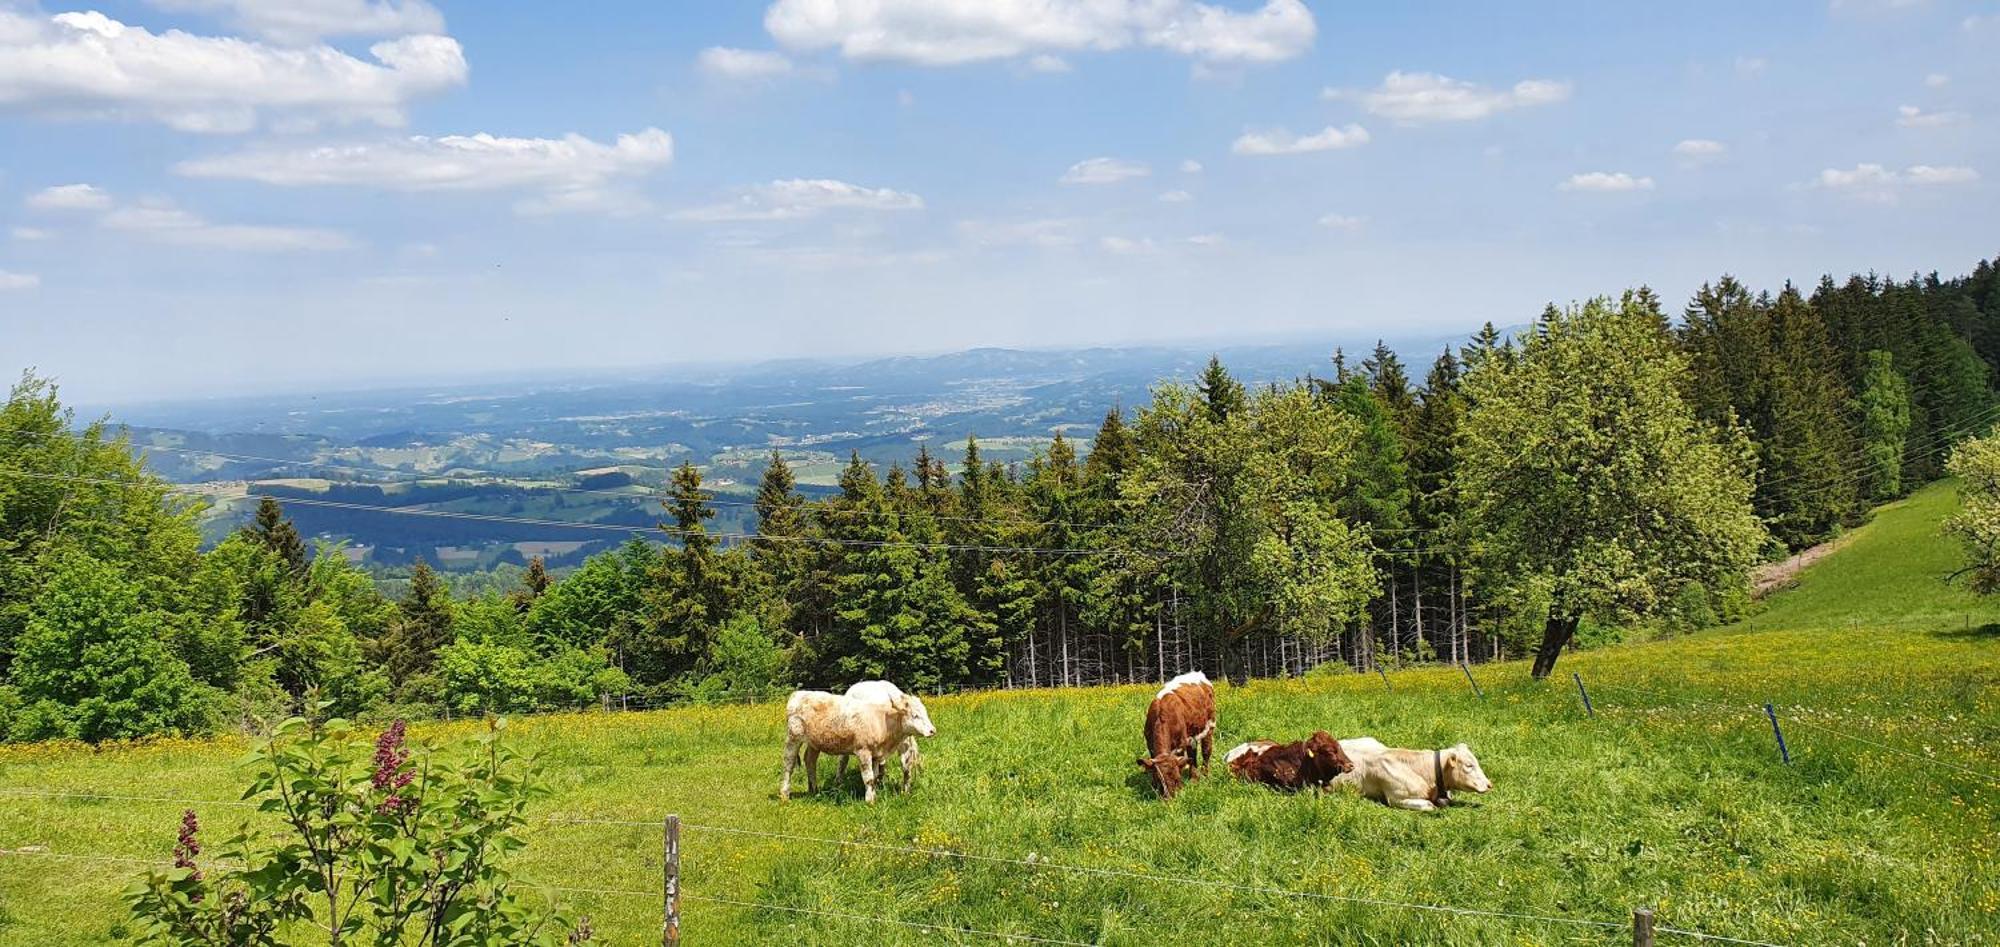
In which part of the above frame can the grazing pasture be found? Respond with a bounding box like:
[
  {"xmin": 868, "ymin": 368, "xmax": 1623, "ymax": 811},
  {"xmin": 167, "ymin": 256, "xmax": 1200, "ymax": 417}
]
[{"xmin": 2, "ymin": 482, "xmax": 1996, "ymax": 945}]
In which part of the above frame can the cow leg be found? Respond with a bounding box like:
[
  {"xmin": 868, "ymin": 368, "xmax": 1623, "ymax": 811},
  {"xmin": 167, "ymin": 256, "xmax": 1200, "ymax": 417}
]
[
  {"xmin": 804, "ymin": 747, "xmax": 821, "ymax": 795},
  {"xmin": 1200, "ymin": 727, "xmax": 1215, "ymax": 776},
  {"xmin": 780, "ymin": 736, "xmax": 799, "ymax": 801},
  {"xmin": 857, "ymin": 749, "xmax": 878, "ymax": 804},
  {"xmin": 900, "ymin": 738, "xmax": 920, "ymax": 794},
  {"xmin": 837, "ymin": 754, "xmax": 849, "ymax": 784},
  {"xmin": 1396, "ymin": 797, "xmax": 1437, "ymax": 812}
]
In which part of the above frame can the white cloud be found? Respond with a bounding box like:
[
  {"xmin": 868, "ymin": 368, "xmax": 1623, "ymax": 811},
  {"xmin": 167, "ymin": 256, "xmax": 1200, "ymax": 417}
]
[
  {"xmin": 1318, "ymin": 213, "xmax": 1365, "ymax": 230},
  {"xmin": 1099, "ymin": 235, "xmax": 1158, "ymax": 254},
  {"xmin": 957, "ymin": 217, "xmax": 1081, "ymax": 249},
  {"xmin": 1735, "ymin": 56, "xmax": 1767, "ymax": 77},
  {"xmin": 10, "ymin": 226, "xmax": 49, "ymax": 240},
  {"xmin": 38, "ymin": 186, "xmax": 354, "ymax": 251},
  {"xmin": 763, "ymin": 0, "xmax": 1315, "ymax": 66},
  {"xmin": 1925, "ymin": 73, "xmax": 1950, "ymax": 88},
  {"xmin": 697, "ymin": 46, "xmax": 794, "ymax": 81},
  {"xmin": 1906, "ymin": 164, "xmax": 1979, "ymax": 184},
  {"xmin": 673, "ymin": 178, "xmax": 924, "ymax": 222},
  {"xmin": 1896, "ymin": 104, "xmax": 1967, "ymax": 128},
  {"xmin": 1964, "ymin": 13, "xmax": 1999, "ymax": 32},
  {"xmin": 1231, "ymin": 123, "xmax": 1369, "ymax": 156},
  {"xmin": 0, "ymin": 269, "xmax": 38, "ymax": 290},
  {"xmin": 145, "ymin": 0, "xmax": 446, "ymax": 44},
  {"xmin": 0, "ymin": 8, "xmax": 466, "ymax": 132},
  {"xmin": 177, "ymin": 128, "xmax": 673, "ymax": 215},
  {"xmin": 1180, "ymin": 158, "xmax": 1203, "ymax": 173},
  {"xmin": 1332, "ymin": 71, "xmax": 1569, "ymax": 125},
  {"xmin": 1185, "ymin": 233, "xmax": 1223, "ymax": 247},
  {"xmin": 1158, "ymin": 189, "xmax": 1192, "ymax": 203},
  {"xmin": 1559, "ymin": 171, "xmax": 1655, "ymax": 192},
  {"xmin": 1673, "ymin": 138, "xmax": 1727, "ymax": 159},
  {"xmin": 1060, "ymin": 156, "xmax": 1149, "ymax": 185},
  {"xmin": 1026, "ymin": 53, "xmax": 1071, "ymax": 73},
  {"xmin": 1813, "ymin": 162, "xmax": 1978, "ymax": 201},
  {"xmin": 26, "ymin": 183, "xmax": 112, "ymax": 210}
]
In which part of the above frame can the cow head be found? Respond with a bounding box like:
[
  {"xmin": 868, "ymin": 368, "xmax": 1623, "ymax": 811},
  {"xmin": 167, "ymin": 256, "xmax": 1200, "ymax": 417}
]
[
  {"xmin": 1443, "ymin": 743, "xmax": 1492, "ymax": 794},
  {"xmin": 1137, "ymin": 751, "xmax": 1186, "ymax": 799},
  {"xmin": 1303, "ymin": 731, "xmax": 1354, "ymax": 781},
  {"xmin": 898, "ymin": 694, "xmax": 937, "ymax": 738}
]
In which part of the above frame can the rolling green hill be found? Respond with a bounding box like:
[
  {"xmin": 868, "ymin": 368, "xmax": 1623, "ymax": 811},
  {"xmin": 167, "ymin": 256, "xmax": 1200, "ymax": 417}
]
[{"xmin": 2, "ymin": 483, "xmax": 1995, "ymax": 945}]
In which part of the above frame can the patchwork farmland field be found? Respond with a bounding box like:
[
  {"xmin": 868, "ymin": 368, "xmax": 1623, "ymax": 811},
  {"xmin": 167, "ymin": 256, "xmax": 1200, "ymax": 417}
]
[{"xmin": 2, "ymin": 483, "xmax": 1996, "ymax": 945}]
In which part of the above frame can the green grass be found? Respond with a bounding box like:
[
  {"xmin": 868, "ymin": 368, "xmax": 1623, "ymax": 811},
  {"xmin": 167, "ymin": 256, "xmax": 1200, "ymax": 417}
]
[{"xmin": 3, "ymin": 483, "xmax": 1997, "ymax": 945}]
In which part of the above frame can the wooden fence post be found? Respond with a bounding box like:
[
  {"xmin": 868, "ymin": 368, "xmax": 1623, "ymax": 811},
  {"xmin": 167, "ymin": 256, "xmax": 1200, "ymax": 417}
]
[
  {"xmin": 1764, "ymin": 704, "xmax": 1791, "ymax": 764},
  {"xmin": 1632, "ymin": 906, "xmax": 1655, "ymax": 947},
  {"xmin": 663, "ymin": 815, "xmax": 681, "ymax": 946},
  {"xmin": 1460, "ymin": 661, "xmax": 1484, "ymax": 699},
  {"xmin": 1572, "ymin": 672, "xmax": 1594, "ymax": 717}
]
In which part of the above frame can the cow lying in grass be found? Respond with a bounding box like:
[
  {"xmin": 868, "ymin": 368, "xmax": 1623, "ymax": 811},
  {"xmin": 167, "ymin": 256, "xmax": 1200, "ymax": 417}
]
[
  {"xmin": 834, "ymin": 680, "xmax": 932, "ymax": 793},
  {"xmin": 1223, "ymin": 731, "xmax": 1354, "ymax": 793},
  {"xmin": 1333, "ymin": 737, "xmax": 1492, "ymax": 811},
  {"xmin": 1137, "ymin": 671, "xmax": 1216, "ymax": 800},
  {"xmin": 780, "ymin": 688, "xmax": 936, "ymax": 804}
]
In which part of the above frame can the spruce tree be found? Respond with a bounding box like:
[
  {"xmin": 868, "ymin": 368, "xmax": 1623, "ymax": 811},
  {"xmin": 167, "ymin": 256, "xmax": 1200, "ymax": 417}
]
[
  {"xmin": 382, "ymin": 560, "xmax": 454, "ymax": 685},
  {"xmin": 1198, "ymin": 356, "xmax": 1247, "ymax": 422},
  {"xmin": 1855, "ymin": 350, "xmax": 1914, "ymax": 500},
  {"xmin": 242, "ymin": 496, "xmax": 308, "ymax": 577}
]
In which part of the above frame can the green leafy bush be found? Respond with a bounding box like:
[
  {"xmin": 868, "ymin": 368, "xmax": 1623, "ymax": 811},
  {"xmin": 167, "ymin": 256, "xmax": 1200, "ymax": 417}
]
[{"xmin": 125, "ymin": 715, "xmax": 591, "ymax": 945}]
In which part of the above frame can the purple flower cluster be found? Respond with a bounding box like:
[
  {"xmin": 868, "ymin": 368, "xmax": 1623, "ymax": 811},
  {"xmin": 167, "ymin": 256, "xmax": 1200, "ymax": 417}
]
[
  {"xmin": 372, "ymin": 720, "xmax": 416, "ymax": 814},
  {"xmin": 174, "ymin": 809, "xmax": 203, "ymax": 900}
]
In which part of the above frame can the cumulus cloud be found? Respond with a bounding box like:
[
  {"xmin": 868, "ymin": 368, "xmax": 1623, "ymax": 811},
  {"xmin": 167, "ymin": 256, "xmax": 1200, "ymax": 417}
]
[
  {"xmin": 1925, "ymin": 73, "xmax": 1949, "ymax": 88},
  {"xmin": 1814, "ymin": 162, "xmax": 1979, "ymax": 201},
  {"xmin": 1559, "ymin": 171, "xmax": 1655, "ymax": 192},
  {"xmin": 145, "ymin": 0, "xmax": 446, "ymax": 44},
  {"xmin": 1099, "ymin": 235, "xmax": 1158, "ymax": 254},
  {"xmin": 697, "ymin": 46, "xmax": 795, "ymax": 80},
  {"xmin": 673, "ymin": 178, "xmax": 924, "ymax": 222},
  {"xmin": 957, "ymin": 217, "xmax": 1081, "ymax": 249},
  {"xmin": 177, "ymin": 128, "xmax": 673, "ymax": 214},
  {"xmin": 0, "ymin": 8, "xmax": 465, "ymax": 132},
  {"xmin": 1331, "ymin": 71, "xmax": 1569, "ymax": 125},
  {"xmin": 1673, "ymin": 138, "xmax": 1727, "ymax": 160},
  {"xmin": 1318, "ymin": 213, "xmax": 1365, "ymax": 230},
  {"xmin": 1231, "ymin": 123, "xmax": 1369, "ymax": 156},
  {"xmin": 1896, "ymin": 104, "xmax": 1967, "ymax": 128},
  {"xmin": 26, "ymin": 183, "xmax": 112, "ymax": 210},
  {"xmin": 1060, "ymin": 157, "xmax": 1149, "ymax": 185},
  {"xmin": 762, "ymin": 0, "xmax": 1314, "ymax": 66},
  {"xmin": 1026, "ymin": 53, "xmax": 1071, "ymax": 73},
  {"xmin": 1180, "ymin": 159, "xmax": 1203, "ymax": 173},
  {"xmin": 1158, "ymin": 189, "xmax": 1192, "ymax": 203},
  {"xmin": 33, "ymin": 185, "xmax": 353, "ymax": 251},
  {"xmin": 11, "ymin": 226, "xmax": 49, "ymax": 240},
  {"xmin": 0, "ymin": 269, "xmax": 38, "ymax": 290},
  {"xmin": 1735, "ymin": 56, "xmax": 1767, "ymax": 77}
]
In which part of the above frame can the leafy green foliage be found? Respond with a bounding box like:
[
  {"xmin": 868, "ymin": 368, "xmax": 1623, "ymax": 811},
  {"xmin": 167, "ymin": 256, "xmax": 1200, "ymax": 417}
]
[{"xmin": 124, "ymin": 715, "xmax": 591, "ymax": 945}]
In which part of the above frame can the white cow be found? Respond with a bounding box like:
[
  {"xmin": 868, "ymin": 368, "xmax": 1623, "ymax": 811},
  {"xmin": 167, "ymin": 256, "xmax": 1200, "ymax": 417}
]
[
  {"xmin": 1331, "ymin": 737, "xmax": 1492, "ymax": 811},
  {"xmin": 835, "ymin": 681, "xmax": 933, "ymax": 793},
  {"xmin": 780, "ymin": 688, "xmax": 936, "ymax": 804}
]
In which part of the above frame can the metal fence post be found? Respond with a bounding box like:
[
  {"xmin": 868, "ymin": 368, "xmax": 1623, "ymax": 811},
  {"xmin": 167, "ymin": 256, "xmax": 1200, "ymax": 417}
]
[
  {"xmin": 1572, "ymin": 671, "xmax": 1594, "ymax": 717},
  {"xmin": 663, "ymin": 815, "xmax": 681, "ymax": 946},
  {"xmin": 1460, "ymin": 661, "xmax": 1484, "ymax": 698},
  {"xmin": 1633, "ymin": 907, "xmax": 1655, "ymax": 947},
  {"xmin": 1764, "ymin": 703, "xmax": 1791, "ymax": 764},
  {"xmin": 1376, "ymin": 666, "xmax": 1391, "ymax": 691}
]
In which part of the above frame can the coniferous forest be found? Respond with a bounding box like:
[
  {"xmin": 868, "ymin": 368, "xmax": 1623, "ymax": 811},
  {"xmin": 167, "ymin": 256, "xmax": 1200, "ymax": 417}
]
[{"xmin": 4, "ymin": 262, "xmax": 1998, "ymax": 743}]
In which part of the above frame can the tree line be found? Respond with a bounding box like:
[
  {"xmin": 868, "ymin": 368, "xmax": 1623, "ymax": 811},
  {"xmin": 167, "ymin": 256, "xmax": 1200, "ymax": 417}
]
[{"xmin": 2, "ymin": 259, "xmax": 1996, "ymax": 742}]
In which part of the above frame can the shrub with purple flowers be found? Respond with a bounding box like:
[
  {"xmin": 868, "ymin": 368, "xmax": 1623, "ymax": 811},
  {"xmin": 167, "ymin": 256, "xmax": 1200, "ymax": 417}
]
[{"xmin": 125, "ymin": 710, "xmax": 590, "ymax": 945}]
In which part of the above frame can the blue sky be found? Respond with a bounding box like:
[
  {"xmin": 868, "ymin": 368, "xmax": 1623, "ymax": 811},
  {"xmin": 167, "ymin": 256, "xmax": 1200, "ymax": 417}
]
[{"xmin": 1, "ymin": 0, "xmax": 1995, "ymax": 403}]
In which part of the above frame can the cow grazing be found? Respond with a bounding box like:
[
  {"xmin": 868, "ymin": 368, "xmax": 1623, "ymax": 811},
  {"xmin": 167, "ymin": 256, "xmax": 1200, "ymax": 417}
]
[
  {"xmin": 780, "ymin": 688, "xmax": 936, "ymax": 804},
  {"xmin": 1136, "ymin": 671, "xmax": 1216, "ymax": 800},
  {"xmin": 1332, "ymin": 738, "xmax": 1492, "ymax": 811},
  {"xmin": 835, "ymin": 680, "xmax": 933, "ymax": 793},
  {"xmin": 1226, "ymin": 731, "xmax": 1355, "ymax": 793}
]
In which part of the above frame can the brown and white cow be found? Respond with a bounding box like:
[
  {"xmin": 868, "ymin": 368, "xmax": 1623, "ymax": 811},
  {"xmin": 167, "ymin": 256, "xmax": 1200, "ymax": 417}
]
[
  {"xmin": 1225, "ymin": 731, "xmax": 1355, "ymax": 793},
  {"xmin": 780, "ymin": 688, "xmax": 934, "ymax": 804},
  {"xmin": 1136, "ymin": 671, "xmax": 1216, "ymax": 800}
]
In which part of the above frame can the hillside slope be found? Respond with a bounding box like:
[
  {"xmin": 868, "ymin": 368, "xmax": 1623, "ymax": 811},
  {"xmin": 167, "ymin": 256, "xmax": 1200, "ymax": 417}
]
[{"xmin": 1, "ymin": 484, "xmax": 1995, "ymax": 945}]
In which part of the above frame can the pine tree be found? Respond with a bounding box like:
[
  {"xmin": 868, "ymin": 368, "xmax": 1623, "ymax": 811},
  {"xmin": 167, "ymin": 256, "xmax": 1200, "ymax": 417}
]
[
  {"xmin": 508, "ymin": 556, "xmax": 552, "ymax": 613},
  {"xmin": 242, "ymin": 496, "xmax": 308, "ymax": 577},
  {"xmin": 1198, "ymin": 355, "xmax": 1247, "ymax": 422},
  {"xmin": 821, "ymin": 454, "xmax": 976, "ymax": 689},
  {"xmin": 382, "ymin": 560, "xmax": 454, "ymax": 685},
  {"xmin": 1363, "ymin": 340, "xmax": 1415, "ymax": 423}
]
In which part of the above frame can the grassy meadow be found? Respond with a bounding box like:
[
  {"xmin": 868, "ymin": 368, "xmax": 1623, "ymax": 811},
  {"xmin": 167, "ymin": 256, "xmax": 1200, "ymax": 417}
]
[{"xmin": 2, "ymin": 482, "xmax": 1996, "ymax": 945}]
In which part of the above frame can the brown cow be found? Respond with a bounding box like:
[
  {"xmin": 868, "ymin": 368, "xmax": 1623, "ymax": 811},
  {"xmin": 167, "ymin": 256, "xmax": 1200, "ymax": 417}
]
[
  {"xmin": 1136, "ymin": 671, "xmax": 1216, "ymax": 800},
  {"xmin": 1225, "ymin": 731, "xmax": 1355, "ymax": 793}
]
